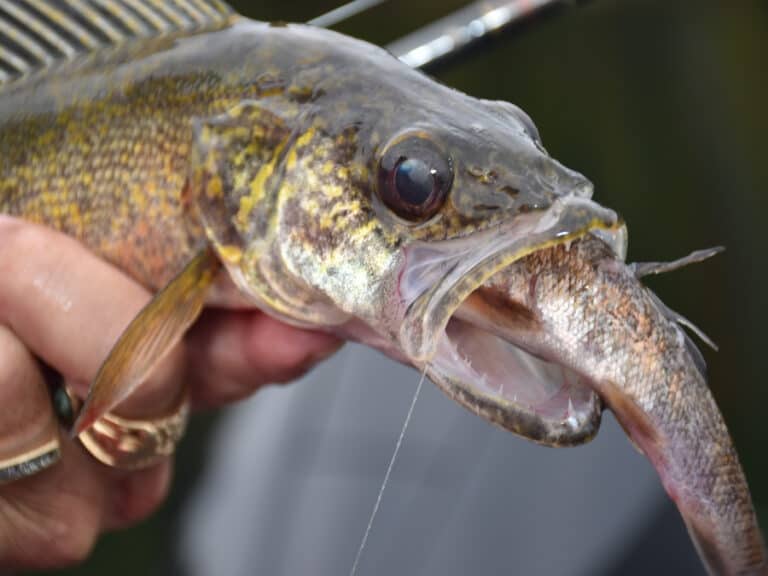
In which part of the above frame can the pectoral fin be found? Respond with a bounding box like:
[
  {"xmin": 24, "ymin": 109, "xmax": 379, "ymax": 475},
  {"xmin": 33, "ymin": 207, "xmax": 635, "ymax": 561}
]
[{"xmin": 72, "ymin": 247, "xmax": 221, "ymax": 436}]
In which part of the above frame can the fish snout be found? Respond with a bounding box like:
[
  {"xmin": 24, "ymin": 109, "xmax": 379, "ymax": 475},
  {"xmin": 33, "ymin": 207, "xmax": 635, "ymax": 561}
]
[{"xmin": 536, "ymin": 157, "xmax": 594, "ymax": 200}]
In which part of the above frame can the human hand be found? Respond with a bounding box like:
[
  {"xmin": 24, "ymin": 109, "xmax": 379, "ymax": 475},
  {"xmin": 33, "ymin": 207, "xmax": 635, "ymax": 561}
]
[{"xmin": 0, "ymin": 217, "xmax": 342, "ymax": 569}]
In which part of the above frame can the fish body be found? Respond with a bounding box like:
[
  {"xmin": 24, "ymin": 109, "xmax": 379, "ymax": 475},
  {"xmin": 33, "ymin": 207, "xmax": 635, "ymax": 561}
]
[
  {"xmin": 0, "ymin": 13, "xmax": 283, "ymax": 287},
  {"xmin": 0, "ymin": 1, "xmax": 764, "ymax": 573},
  {"xmin": 462, "ymin": 236, "xmax": 766, "ymax": 574}
]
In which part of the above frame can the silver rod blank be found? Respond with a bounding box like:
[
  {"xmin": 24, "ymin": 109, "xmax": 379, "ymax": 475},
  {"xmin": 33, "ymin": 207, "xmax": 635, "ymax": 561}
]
[{"xmin": 386, "ymin": 0, "xmax": 569, "ymax": 68}]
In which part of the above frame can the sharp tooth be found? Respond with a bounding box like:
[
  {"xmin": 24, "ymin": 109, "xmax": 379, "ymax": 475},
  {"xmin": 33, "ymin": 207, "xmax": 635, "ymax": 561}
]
[{"xmin": 566, "ymin": 398, "xmax": 579, "ymax": 428}]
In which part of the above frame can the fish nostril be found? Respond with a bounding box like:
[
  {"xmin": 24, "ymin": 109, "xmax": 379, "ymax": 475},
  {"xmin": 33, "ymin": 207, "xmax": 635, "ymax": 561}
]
[{"xmin": 499, "ymin": 185, "xmax": 519, "ymax": 198}]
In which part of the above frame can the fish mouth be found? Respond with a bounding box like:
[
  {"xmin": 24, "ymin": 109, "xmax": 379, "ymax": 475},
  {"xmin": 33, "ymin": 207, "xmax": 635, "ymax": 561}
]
[
  {"xmin": 398, "ymin": 195, "xmax": 626, "ymax": 446},
  {"xmin": 430, "ymin": 291, "xmax": 602, "ymax": 446}
]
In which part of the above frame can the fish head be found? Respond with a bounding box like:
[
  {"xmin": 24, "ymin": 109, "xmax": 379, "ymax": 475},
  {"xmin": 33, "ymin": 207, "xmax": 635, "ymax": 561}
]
[{"xmin": 191, "ymin": 24, "xmax": 626, "ymax": 445}]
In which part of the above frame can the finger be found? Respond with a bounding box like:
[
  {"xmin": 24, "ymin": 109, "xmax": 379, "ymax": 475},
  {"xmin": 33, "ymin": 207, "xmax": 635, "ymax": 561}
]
[
  {"xmin": 0, "ymin": 447, "xmax": 172, "ymax": 569},
  {"xmin": 0, "ymin": 439, "xmax": 107, "ymax": 570},
  {"xmin": 0, "ymin": 325, "xmax": 59, "ymax": 483},
  {"xmin": 0, "ymin": 217, "xmax": 185, "ymax": 418},
  {"xmin": 0, "ymin": 219, "xmax": 186, "ymax": 568},
  {"xmin": 103, "ymin": 461, "xmax": 172, "ymax": 531},
  {"xmin": 185, "ymin": 308, "xmax": 343, "ymax": 409}
]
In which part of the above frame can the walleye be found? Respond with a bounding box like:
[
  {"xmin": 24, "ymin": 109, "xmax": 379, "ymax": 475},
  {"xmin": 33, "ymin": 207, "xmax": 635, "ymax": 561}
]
[{"xmin": 0, "ymin": 1, "xmax": 763, "ymax": 573}]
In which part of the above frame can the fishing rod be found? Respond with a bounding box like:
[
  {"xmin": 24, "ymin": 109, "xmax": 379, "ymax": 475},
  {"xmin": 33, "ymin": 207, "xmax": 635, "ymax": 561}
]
[{"xmin": 309, "ymin": 0, "xmax": 586, "ymax": 69}]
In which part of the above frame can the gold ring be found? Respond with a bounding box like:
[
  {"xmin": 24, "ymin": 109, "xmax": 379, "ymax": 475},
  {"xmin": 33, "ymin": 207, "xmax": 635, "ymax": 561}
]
[{"xmin": 61, "ymin": 387, "xmax": 190, "ymax": 471}]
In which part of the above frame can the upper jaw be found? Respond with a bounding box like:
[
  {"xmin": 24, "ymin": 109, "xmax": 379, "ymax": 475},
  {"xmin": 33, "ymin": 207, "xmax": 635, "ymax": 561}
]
[
  {"xmin": 396, "ymin": 195, "xmax": 624, "ymax": 361},
  {"xmin": 391, "ymin": 195, "xmax": 626, "ymax": 446}
]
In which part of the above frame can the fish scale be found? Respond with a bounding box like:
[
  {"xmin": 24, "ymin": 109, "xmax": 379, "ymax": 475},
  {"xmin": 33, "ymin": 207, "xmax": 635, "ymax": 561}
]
[{"xmin": 474, "ymin": 237, "xmax": 766, "ymax": 574}]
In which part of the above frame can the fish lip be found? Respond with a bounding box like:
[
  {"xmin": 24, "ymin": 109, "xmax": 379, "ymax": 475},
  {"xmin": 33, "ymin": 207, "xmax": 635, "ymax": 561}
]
[{"xmin": 394, "ymin": 194, "xmax": 624, "ymax": 445}]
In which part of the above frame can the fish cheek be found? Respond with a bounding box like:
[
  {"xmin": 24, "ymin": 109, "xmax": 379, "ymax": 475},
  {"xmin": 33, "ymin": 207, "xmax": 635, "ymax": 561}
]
[
  {"xmin": 271, "ymin": 129, "xmax": 405, "ymax": 325},
  {"xmin": 186, "ymin": 102, "xmax": 340, "ymax": 323}
]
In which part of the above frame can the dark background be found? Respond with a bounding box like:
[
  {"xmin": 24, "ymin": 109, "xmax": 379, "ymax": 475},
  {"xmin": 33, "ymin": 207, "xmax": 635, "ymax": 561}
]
[{"xmin": 52, "ymin": 0, "xmax": 767, "ymax": 574}]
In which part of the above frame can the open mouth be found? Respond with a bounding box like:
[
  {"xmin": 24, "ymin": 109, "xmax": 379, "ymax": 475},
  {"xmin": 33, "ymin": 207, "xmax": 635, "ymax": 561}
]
[
  {"xmin": 427, "ymin": 284, "xmax": 602, "ymax": 447},
  {"xmin": 397, "ymin": 196, "xmax": 626, "ymax": 446}
]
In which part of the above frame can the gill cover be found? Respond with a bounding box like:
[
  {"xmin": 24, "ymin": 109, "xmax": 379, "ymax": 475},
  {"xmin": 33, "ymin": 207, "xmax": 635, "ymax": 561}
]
[{"xmin": 189, "ymin": 100, "xmax": 351, "ymax": 327}]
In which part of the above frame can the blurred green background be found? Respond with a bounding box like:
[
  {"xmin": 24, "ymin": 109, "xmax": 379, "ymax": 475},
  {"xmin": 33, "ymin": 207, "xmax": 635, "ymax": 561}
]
[{"xmin": 52, "ymin": 0, "xmax": 767, "ymax": 574}]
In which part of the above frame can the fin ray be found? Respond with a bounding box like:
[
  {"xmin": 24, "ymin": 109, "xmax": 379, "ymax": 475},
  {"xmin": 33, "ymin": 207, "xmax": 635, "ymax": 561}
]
[
  {"xmin": 89, "ymin": 0, "xmax": 150, "ymax": 35},
  {"xmin": 72, "ymin": 247, "xmax": 221, "ymax": 436},
  {"xmin": 631, "ymin": 246, "xmax": 724, "ymax": 278},
  {"xmin": 0, "ymin": 0, "xmax": 233, "ymax": 86},
  {"xmin": 0, "ymin": 1, "xmax": 79, "ymax": 59}
]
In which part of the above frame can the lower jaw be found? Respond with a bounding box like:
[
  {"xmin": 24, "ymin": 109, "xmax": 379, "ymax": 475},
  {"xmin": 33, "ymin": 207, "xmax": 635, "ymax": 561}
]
[{"xmin": 423, "ymin": 316, "xmax": 602, "ymax": 447}]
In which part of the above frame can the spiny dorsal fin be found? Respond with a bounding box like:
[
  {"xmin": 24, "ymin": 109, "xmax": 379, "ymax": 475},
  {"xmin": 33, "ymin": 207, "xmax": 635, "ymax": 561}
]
[{"xmin": 0, "ymin": 0, "xmax": 234, "ymax": 85}]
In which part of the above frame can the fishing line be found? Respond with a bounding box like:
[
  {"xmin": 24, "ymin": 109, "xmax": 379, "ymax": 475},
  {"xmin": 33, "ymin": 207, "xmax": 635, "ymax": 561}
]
[{"xmin": 349, "ymin": 366, "xmax": 428, "ymax": 576}]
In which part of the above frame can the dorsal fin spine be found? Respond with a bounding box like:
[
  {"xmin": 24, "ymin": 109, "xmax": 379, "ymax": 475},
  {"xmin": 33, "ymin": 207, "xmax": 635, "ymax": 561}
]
[
  {"xmin": 0, "ymin": 1, "xmax": 79, "ymax": 58},
  {"xmin": 67, "ymin": 0, "xmax": 125, "ymax": 42},
  {"xmin": 147, "ymin": 0, "xmax": 193, "ymax": 28},
  {"xmin": 34, "ymin": 2, "xmax": 103, "ymax": 49},
  {"xmin": 121, "ymin": 0, "xmax": 173, "ymax": 31},
  {"xmin": 90, "ymin": 0, "xmax": 150, "ymax": 35},
  {"xmin": 0, "ymin": 0, "xmax": 234, "ymax": 86},
  {"xmin": 170, "ymin": 0, "xmax": 207, "ymax": 25},
  {"xmin": 0, "ymin": 43, "xmax": 29, "ymax": 72},
  {"xmin": 0, "ymin": 14, "xmax": 55, "ymax": 64},
  {"xmin": 188, "ymin": 0, "xmax": 219, "ymax": 20}
]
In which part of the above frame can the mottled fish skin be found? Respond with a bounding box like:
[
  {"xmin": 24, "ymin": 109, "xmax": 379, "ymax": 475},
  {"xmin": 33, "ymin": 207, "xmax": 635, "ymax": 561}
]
[
  {"xmin": 0, "ymin": 15, "xmax": 596, "ymax": 330},
  {"xmin": 0, "ymin": 15, "xmax": 586, "ymax": 283},
  {"xmin": 482, "ymin": 236, "xmax": 767, "ymax": 575}
]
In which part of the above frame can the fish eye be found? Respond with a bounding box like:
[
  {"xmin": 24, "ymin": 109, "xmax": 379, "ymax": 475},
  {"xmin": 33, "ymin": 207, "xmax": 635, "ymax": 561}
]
[{"xmin": 377, "ymin": 136, "xmax": 453, "ymax": 221}]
